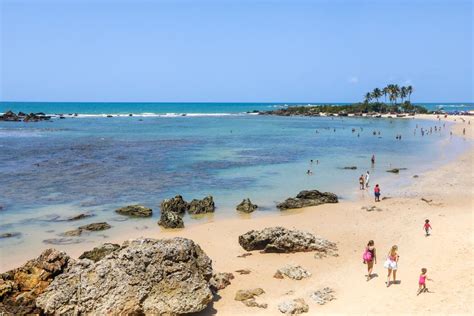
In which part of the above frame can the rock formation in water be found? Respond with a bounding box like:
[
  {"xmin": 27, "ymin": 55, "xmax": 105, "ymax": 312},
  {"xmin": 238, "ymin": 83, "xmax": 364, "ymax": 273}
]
[
  {"xmin": 160, "ymin": 195, "xmax": 190, "ymax": 215},
  {"xmin": 277, "ymin": 190, "xmax": 338, "ymax": 210},
  {"xmin": 188, "ymin": 195, "xmax": 215, "ymax": 214},
  {"xmin": 36, "ymin": 237, "xmax": 214, "ymax": 315},
  {"xmin": 0, "ymin": 110, "xmax": 51, "ymax": 122},
  {"xmin": 236, "ymin": 198, "xmax": 258, "ymax": 213},
  {"xmin": 115, "ymin": 205, "xmax": 152, "ymax": 217},
  {"xmin": 158, "ymin": 209, "xmax": 184, "ymax": 228},
  {"xmin": 0, "ymin": 249, "xmax": 71, "ymax": 315},
  {"xmin": 238, "ymin": 227, "xmax": 337, "ymax": 254}
]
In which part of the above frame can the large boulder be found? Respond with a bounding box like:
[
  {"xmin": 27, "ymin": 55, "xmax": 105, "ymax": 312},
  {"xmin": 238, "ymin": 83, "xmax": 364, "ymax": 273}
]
[
  {"xmin": 115, "ymin": 205, "xmax": 152, "ymax": 217},
  {"xmin": 160, "ymin": 195, "xmax": 189, "ymax": 215},
  {"xmin": 238, "ymin": 227, "xmax": 337, "ymax": 254},
  {"xmin": 36, "ymin": 237, "xmax": 214, "ymax": 315},
  {"xmin": 0, "ymin": 249, "xmax": 71, "ymax": 315},
  {"xmin": 277, "ymin": 190, "xmax": 338, "ymax": 210},
  {"xmin": 158, "ymin": 210, "xmax": 184, "ymax": 229},
  {"xmin": 236, "ymin": 198, "xmax": 258, "ymax": 213},
  {"xmin": 188, "ymin": 196, "xmax": 215, "ymax": 214},
  {"xmin": 78, "ymin": 243, "xmax": 120, "ymax": 262}
]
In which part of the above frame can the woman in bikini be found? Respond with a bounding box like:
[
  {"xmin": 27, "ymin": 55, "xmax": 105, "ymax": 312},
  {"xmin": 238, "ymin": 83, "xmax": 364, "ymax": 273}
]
[
  {"xmin": 363, "ymin": 240, "xmax": 377, "ymax": 281},
  {"xmin": 384, "ymin": 245, "xmax": 399, "ymax": 287}
]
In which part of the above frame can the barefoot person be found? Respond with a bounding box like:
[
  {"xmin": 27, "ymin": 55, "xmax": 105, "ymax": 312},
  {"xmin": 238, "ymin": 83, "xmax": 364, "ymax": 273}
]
[
  {"xmin": 359, "ymin": 175, "xmax": 365, "ymax": 190},
  {"xmin": 384, "ymin": 245, "xmax": 399, "ymax": 287},
  {"xmin": 374, "ymin": 184, "xmax": 381, "ymax": 202},
  {"xmin": 417, "ymin": 268, "xmax": 433, "ymax": 295},
  {"xmin": 423, "ymin": 219, "xmax": 432, "ymax": 237},
  {"xmin": 363, "ymin": 240, "xmax": 377, "ymax": 281}
]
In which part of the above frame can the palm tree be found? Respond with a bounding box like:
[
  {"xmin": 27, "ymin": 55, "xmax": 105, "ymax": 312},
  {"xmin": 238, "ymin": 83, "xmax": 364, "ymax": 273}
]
[
  {"xmin": 372, "ymin": 88, "xmax": 382, "ymax": 103},
  {"xmin": 406, "ymin": 85, "xmax": 413, "ymax": 102},
  {"xmin": 364, "ymin": 92, "xmax": 372, "ymax": 104},
  {"xmin": 400, "ymin": 86, "xmax": 407, "ymax": 103},
  {"xmin": 382, "ymin": 87, "xmax": 389, "ymax": 104}
]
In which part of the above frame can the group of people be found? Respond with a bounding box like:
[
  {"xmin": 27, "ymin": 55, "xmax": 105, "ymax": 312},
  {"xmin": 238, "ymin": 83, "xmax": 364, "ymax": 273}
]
[
  {"xmin": 362, "ymin": 220, "xmax": 433, "ymax": 294},
  {"xmin": 358, "ymin": 170, "xmax": 381, "ymax": 202}
]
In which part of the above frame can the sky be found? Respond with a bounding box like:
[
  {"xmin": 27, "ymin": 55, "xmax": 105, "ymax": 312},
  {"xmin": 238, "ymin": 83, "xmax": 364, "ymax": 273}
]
[{"xmin": 0, "ymin": 0, "xmax": 472, "ymax": 102}]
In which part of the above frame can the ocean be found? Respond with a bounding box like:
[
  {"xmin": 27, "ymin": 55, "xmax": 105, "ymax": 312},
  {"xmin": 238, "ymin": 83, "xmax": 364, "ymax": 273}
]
[{"xmin": 0, "ymin": 102, "xmax": 471, "ymax": 263}]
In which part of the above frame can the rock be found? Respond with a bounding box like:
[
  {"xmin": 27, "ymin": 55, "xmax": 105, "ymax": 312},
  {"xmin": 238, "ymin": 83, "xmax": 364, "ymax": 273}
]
[
  {"xmin": 310, "ymin": 287, "xmax": 336, "ymax": 305},
  {"xmin": 67, "ymin": 213, "xmax": 94, "ymax": 221},
  {"xmin": 278, "ymin": 298, "xmax": 309, "ymax": 315},
  {"xmin": 277, "ymin": 190, "xmax": 338, "ymax": 210},
  {"xmin": 361, "ymin": 206, "xmax": 382, "ymax": 212},
  {"xmin": 36, "ymin": 237, "xmax": 213, "ymax": 315},
  {"xmin": 413, "ymin": 175, "xmax": 419, "ymax": 178},
  {"xmin": 235, "ymin": 288, "xmax": 265, "ymax": 301},
  {"xmin": 386, "ymin": 168, "xmax": 407, "ymax": 173},
  {"xmin": 0, "ymin": 249, "xmax": 71, "ymax": 315},
  {"xmin": 78, "ymin": 243, "xmax": 120, "ymax": 262},
  {"xmin": 0, "ymin": 232, "xmax": 21, "ymax": 239},
  {"xmin": 188, "ymin": 195, "xmax": 215, "ymax": 214},
  {"xmin": 237, "ymin": 253, "xmax": 252, "ymax": 258},
  {"xmin": 115, "ymin": 205, "xmax": 152, "ymax": 217},
  {"xmin": 236, "ymin": 198, "xmax": 258, "ymax": 213},
  {"xmin": 79, "ymin": 222, "xmax": 111, "ymax": 231},
  {"xmin": 275, "ymin": 265, "xmax": 311, "ymax": 280},
  {"xmin": 238, "ymin": 227, "xmax": 337, "ymax": 254},
  {"xmin": 342, "ymin": 166, "xmax": 357, "ymax": 170},
  {"xmin": 160, "ymin": 195, "xmax": 189, "ymax": 215},
  {"xmin": 242, "ymin": 298, "xmax": 268, "ymax": 309},
  {"xmin": 62, "ymin": 229, "xmax": 83, "ymax": 236},
  {"xmin": 209, "ymin": 272, "xmax": 234, "ymax": 292},
  {"xmin": 421, "ymin": 198, "xmax": 433, "ymax": 204},
  {"xmin": 235, "ymin": 269, "xmax": 251, "ymax": 275},
  {"xmin": 158, "ymin": 209, "xmax": 184, "ymax": 228},
  {"xmin": 43, "ymin": 238, "xmax": 85, "ymax": 245},
  {"xmin": 0, "ymin": 110, "xmax": 20, "ymax": 122}
]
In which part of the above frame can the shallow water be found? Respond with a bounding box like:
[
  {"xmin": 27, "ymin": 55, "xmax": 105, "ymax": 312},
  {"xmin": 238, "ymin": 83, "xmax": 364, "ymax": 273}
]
[{"xmin": 0, "ymin": 114, "xmax": 469, "ymax": 268}]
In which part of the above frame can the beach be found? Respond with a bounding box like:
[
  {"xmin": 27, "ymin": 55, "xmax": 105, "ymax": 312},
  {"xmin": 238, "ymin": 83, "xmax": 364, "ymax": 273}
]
[{"xmin": 2, "ymin": 114, "xmax": 471, "ymax": 314}]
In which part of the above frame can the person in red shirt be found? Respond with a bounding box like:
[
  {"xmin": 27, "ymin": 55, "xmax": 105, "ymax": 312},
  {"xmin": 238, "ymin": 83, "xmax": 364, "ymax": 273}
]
[
  {"xmin": 374, "ymin": 184, "xmax": 381, "ymax": 202},
  {"xmin": 423, "ymin": 219, "xmax": 432, "ymax": 237}
]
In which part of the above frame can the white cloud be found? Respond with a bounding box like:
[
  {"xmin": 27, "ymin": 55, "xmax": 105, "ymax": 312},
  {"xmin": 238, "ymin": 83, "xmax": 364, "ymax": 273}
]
[{"xmin": 348, "ymin": 76, "xmax": 359, "ymax": 84}]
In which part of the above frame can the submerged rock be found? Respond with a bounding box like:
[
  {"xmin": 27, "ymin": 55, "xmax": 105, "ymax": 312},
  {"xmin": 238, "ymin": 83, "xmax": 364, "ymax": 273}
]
[
  {"xmin": 79, "ymin": 222, "xmax": 111, "ymax": 231},
  {"xmin": 0, "ymin": 232, "xmax": 21, "ymax": 239},
  {"xmin": 115, "ymin": 205, "xmax": 152, "ymax": 217},
  {"xmin": 67, "ymin": 213, "xmax": 94, "ymax": 221},
  {"xmin": 36, "ymin": 237, "xmax": 213, "ymax": 315},
  {"xmin": 158, "ymin": 209, "xmax": 184, "ymax": 228},
  {"xmin": 277, "ymin": 190, "xmax": 338, "ymax": 210},
  {"xmin": 236, "ymin": 198, "xmax": 258, "ymax": 213},
  {"xmin": 43, "ymin": 238, "xmax": 85, "ymax": 245},
  {"xmin": 238, "ymin": 227, "xmax": 337, "ymax": 254},
  {"xmin": 278, "ymin": 298, "xmax": 309, "ymax": 315},
  {"xmin": 274, "ymin": 265, "xmax": 311, "ymax": 280},
  {"xmin": 386, "ymin": 168, "xmax": 407, "ymax": 173},
  {"xmin": 160, "ymin": 195, "xmax": 189, "ymax": 215},
  {"xmin": 342, "ymin": 166, "xmax": 357, "ymax": 170},
  {"xmin": 0, "ymin": 249, "xmax": 71, "ymax": 315},
  {"xmin": 78, "ymin": 243, "xmax": 120, "ymax": 262},
  {"xmin": 188, "ymin": 196, "xmax": 215, "ymax": 214}
]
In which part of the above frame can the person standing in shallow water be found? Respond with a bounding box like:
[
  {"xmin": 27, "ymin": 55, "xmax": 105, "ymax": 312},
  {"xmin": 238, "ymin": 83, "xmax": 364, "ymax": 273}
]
[
  {"xmin": 371, "ymin": 154, "xmax": 375, "ymax": 164},
  {"xmin": 359, "ymin": 175, "xmax": 365, "ymax": 190},
  {"xmin": 384, "ymin": 245, "xmax": 399, "ymax": 287},
  {"xmin": 374, "ymin": 184, "xmax": 381, "ymax": 202},
  {"xmin": 365, "ymin": 171, "xmax": 370, "ymax": 188},
  {"xmin": 363, "ymin": 240, "xmax": 377, "ymax": 281}
]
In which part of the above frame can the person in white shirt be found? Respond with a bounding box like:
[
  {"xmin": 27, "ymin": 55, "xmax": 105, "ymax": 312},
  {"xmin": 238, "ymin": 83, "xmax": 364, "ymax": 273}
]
[{"xmin": 365, "ymin": 171, "xmax": 370, "ymax": 188}]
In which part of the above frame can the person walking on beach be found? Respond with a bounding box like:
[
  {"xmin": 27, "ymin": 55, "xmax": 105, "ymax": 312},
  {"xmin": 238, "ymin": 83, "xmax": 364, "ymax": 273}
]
[
  {"xmin": 417, "ymin": 268, "xmax": 433, "ymax": 295},
  {"xmin": 374, "ymin": 184, "xmax": 381, "ymax": 202},
  {"xmin": 423, "ymin": 219, "xmax": 432, "ymax": 237},
  {"xmin": 365, "ymin": 171, "xmax": 370, "ymax": 188},
  {"xmin": 384, "ymin": 245, "xmax": 399, "ymax": 287},
  {"xmin": 359, "ymin": 175, "xmax": 365, "ymax": 190},
  {"xmin": 363, "ymin": 240, "xmax": 377, "ymax": 281},
  {"xmin": 371, "ymin": 154, "xmax": 375, "ymax": 164}
]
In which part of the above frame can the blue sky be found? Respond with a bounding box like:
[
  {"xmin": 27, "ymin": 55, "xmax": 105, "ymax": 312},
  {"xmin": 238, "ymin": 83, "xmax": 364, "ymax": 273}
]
[{"xmin": 0, "ymin": 0, "xmax": 472, "ymax": 102}]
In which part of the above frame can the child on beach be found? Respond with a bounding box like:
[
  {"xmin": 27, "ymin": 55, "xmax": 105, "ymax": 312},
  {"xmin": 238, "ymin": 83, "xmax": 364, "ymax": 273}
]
[
  {"xmin": 423, "ymin": 219, "xmax": 432, "ymax": 236},
  {"xmin": 363, "ymin": 240, "xmax": 377, "ymax": 281},
  {"xmin": 374, "ymin": 184, "xmax": 381, "ymax": 202},
  {"xmin": 417, "ymin": 268, "xmax": 433, "ymax": 295},
  {"xmin": 359, "ymin": 175, "xmax": 365, "ymax": 190}
]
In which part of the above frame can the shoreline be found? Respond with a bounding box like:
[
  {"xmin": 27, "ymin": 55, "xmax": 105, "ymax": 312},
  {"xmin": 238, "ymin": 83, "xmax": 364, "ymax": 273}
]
[{"xmin": 1, "ymin": 114, "xmax": 472, "ymax": 314}]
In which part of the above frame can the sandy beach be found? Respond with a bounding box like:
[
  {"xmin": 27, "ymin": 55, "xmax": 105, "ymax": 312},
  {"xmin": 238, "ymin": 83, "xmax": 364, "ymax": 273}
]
[{"xmin": 11, "ymin": 114, "xmax": 468, "ymax": 315}]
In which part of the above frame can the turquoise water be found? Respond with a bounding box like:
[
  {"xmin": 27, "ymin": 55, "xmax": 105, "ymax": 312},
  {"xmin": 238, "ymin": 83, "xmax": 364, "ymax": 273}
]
[{"xmin": 0, "ymin": 103, "xmax": 470, "ymax": 267}]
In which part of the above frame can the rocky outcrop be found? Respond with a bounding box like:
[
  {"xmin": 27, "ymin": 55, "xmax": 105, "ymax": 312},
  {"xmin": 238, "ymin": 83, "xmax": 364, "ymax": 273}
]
[
  {"xmin": 115, "ymin": 205, "xmax": 152, "ymax": 217},
  {"xmin": 386, "ymin": 168, "xmax": 407, "ymax": 173},
  {"xmin": 158, "ymin": 209, "xmax": 184, "ymax": 228},
  {"xmin": 78, "ymin": 243, "xmax": 120, "ymax": 262},
  {"xmin": 274, "ymin": 265, "xmax": 311, "ymax": 280},
  {"xmin": 160, "ymin": 195, "xmax": 189, "ymax": 215},
  {"xmin": 342, "ymin": 166, "xmax": 357, "ymax": 170},
  {"xmin": 238, "ymin": 227, "xmax": 337, "ymax": 254},
  {"xmin": 0, "ymin": 110, "xmax": 51, "ymax": 122},
  {"xmin": 63, "ymin": 222, "xmax": 111, "ymax": 236},
  {"xmin": 67, "ymin": 213, "xmax": 94, "ymax": 221},
  {"xmin": 277, "ymin": 190, "xmax": 338, "ymax": 210},
  {"xmin": 188, "ymin": 196, "xmax": 215, "ymax": 214},
  {"xmin": 0, "ymin": 249, "xmax": 71, "ymax": 315},
  {"xmin": 0, "ymin": 232, "xmax": 21, "ymax": 239},
  {"xmin": 236, "ymin": 198, "xmax": 258, "ymax": 213},
  {"xmin": 210, "ymin": 272, "xmax": 234, "ymax": 292},
  {"xmin": 278, "ymin": 298, "xmax": 309, "ymax": 315},
  {"xmin": 235, "ymin": 288, "xmax": 267, "ymax": 309},
  {"xmin": 310, "ymin": 287, "xmax": 336, "ymax": 305},
  {"xmin": 36, "ymin": 237, "xmax": 213, "ymax": 315}
]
